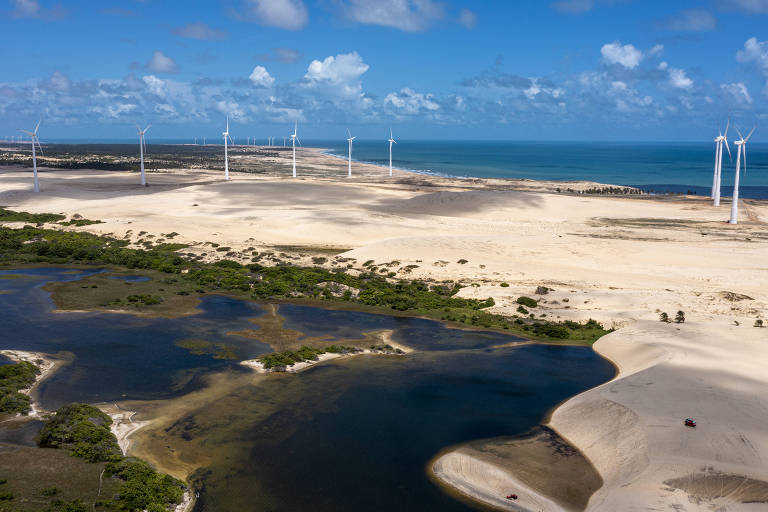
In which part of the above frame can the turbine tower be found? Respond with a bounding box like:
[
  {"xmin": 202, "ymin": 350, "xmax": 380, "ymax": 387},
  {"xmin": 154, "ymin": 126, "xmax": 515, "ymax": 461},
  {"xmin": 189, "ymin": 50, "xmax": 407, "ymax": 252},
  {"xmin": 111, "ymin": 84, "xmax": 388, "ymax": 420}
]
[
  {"xmin": 387, "ymin": 128, "xmax": 396, "ymax": 178},
  {"xmin": 346, "ymin": 129, "xmax": 355, "ymax": 177},
  {"xmin": 729, "ymin": 126, "xmax": 756, "ymax": 225},
  {"xmin": 223, "ymin": 117, "xmax": 232, "ymax": 181},
  {"xmin": 136, "ymin": 124, "xmax": 151, "ymax": 187},
  {"xmin": 19, "ymin": 120, "xmax": 42, "ymax": 193},
  {"xmin": 290, "ymin": 121, "xmax": 301, "ymax": 178},
  {"xmin": 712, "ymin": 121, "xmax": 731, "ymax": 206}
]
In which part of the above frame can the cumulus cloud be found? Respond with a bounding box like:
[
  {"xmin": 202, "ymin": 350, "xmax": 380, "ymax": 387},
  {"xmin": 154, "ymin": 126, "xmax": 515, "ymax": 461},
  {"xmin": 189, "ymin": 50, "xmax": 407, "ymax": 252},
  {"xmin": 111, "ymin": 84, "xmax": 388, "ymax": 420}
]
[
  {"xmin": 661, "ymin": 9, "xmax": 716, "ymax": 31},
  {"xmin": 668, "ymin": 68, "xmax": 693, "ymax": 89},
  {"xmin": 601, "ymin": 42, "xmax": 645, "ymax": 69},
  {"xmin": 242, "ymin": 0, "xmax": 308, "ymax": 30},
  {"xmin": 249, "ymin": 66, "xmax": 275, "ymax": 87},
  {"xmin": 458, "ymin": 8, "xmax": 477, "ymax": 29},
  {"xmin": 384, "ymin": 88, "xmax": 440, "ymax": 114},
  {"xmin": 172, "ymin": 22, "xmax": 228, "ymax": 40},
  {"xmin": 146, "ymin": 51, "xmax": 179, "ymax": 74},
  {"xmin": 737, "ymin": 37, "xmax": 768, "ymax": 96},
  {"xmin": 304, "ymin": 52, "xmax": 369, "ymax": 92},
  {"xmin": 337, "ymin": 0, "xmax": 446, "ymax": 32}
]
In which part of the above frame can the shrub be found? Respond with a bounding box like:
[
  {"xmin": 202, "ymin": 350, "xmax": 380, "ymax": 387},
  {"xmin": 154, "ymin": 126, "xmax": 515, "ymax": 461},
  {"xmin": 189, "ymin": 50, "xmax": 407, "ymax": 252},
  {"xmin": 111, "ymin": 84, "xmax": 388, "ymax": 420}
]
[
  {"xmin": 457, "ymin": 259, "xmax": 468, "ymax": 264},
  {"xmin": 516, "ymin": 296, "xmax": 538, "ymax": 308},
  {"xmin": 36, "ymin": 403, "xmax": 121, "ymax": 463},
  {"xmin": 517, "ymin": 305, "xmax": 529, "ymax": 315},
  {"xmin": 675, "ymin": 311, "xmax": 685, "ymax": 324},
  {"xmin": 659, "ymin": 312, "xmax": 669, "ymax": 323},
  {"xmin": 754, "ymin": 319, "xmax": 764, "ymax": 328},
  {"xmin": 500, "ymin": 282, "xmax": 509, "ymax": 287}
]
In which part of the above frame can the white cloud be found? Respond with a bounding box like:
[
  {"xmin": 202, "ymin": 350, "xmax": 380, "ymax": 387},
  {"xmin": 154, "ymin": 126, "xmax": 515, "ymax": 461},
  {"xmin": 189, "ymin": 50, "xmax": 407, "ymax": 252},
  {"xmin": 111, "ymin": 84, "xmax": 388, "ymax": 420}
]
[
  {"xmin": 601, "ymin": 42, "xmax": 644, "ymax": 69},
  {"xmin": 338, "ymin": 0, "xmax": 445, "ymax": 32},
  {"xmin": 458, "ymin": 8, "xmax": 477, "ymax": 29},
  {"xmin": 304, "ymin": 52, "xmax": 369, "ymax": 89},
  {"xmin": 668, "ymin": 68, "xmax": 693, "ymax": 89},
  {"xmin": 662, "ymin": 9, "xmax": 716, "ymax": 32},
  {"xmin": 737, "ymin": 37, "xmax": 768, "ymax": 72},
  {"xmin": 146, "ymin": 51, "xmax": 179, "ymax": 74},
  {"xmin": 384, "ymin": 88, "xmax": 440, "ymax": 114},
  {"xmin": 172, "ymin": 23, "xmax": 227, "ymax": 40},
  {"xmin": 243, "ymin": 0, "xmax": 308, "ymax": 30},
  {"xmin": 249, "ymin": 66, "xmax": 275, "ymax": 87},
  {"xmin": 720, "ymin": 82, "xmax": 753, "ymax": 104}
]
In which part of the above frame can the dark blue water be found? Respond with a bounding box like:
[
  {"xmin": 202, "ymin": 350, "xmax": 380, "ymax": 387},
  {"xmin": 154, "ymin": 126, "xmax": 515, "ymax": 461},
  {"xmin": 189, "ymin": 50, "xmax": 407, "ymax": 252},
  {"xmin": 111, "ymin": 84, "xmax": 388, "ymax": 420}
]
[
  {"xmin": 0, "ymin": 268, "xmax": 270, "ymax": 407},
  {"xmin": 0, "ymin": 269, "xmax": 615, "ymax": 511}
]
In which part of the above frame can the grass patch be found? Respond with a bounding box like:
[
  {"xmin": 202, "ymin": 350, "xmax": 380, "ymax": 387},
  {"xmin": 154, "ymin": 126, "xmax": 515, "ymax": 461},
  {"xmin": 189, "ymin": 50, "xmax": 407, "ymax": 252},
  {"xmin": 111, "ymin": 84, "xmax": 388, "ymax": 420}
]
[
  {"xmin": 57, "ymin": 219, "xmax": 102, "ymax": 227},
  {"xmin": 0, "ymin": 207, "xmax": 65, "ymax": 224}
]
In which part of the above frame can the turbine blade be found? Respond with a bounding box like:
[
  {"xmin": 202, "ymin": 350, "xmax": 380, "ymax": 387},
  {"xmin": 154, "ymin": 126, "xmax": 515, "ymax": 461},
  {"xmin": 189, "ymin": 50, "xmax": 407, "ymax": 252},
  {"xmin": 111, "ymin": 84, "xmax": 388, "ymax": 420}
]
[
  {"xmin": 18, "ymin": 129, "xmax": 34, "ymax": 136},
  {"xmin": 724, "ymin": 118, "xmax": 730, "ymax": 137},
  {"xmin": 347, "ymin": 128, "xmax": 352, "ymax": 138},
  {"xmin": 35, "ymin": 137, "xmax": 43, "ymax": 156},
  {"xmin": 736, "ymin": 126, "xmax": 744, "ymax": 140},
  {"xmin": 144, "ymin": 124, "xmax": 151, "ymax": 133},
  {"xmin": 724, "ymin": 139, "xmax": 732, "ymax": 161},
  {"xmin": 745, "ymin": 125, "xmax": 756, "ymax": 142},
  {"xmin": 34, "ymin": 119, "xmax": 41, "ymax": 134},
  {"xmin": 743, "ymin": 146, "xmax": 747, "ymax": 175}
]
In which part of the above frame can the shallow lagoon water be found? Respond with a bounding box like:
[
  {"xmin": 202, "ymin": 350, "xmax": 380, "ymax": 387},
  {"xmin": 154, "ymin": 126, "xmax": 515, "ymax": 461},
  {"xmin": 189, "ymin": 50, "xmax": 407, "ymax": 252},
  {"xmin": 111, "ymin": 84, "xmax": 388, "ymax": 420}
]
[{"xmin": 0, "ymin": 268, "xmax": 615, "ymax": 510}]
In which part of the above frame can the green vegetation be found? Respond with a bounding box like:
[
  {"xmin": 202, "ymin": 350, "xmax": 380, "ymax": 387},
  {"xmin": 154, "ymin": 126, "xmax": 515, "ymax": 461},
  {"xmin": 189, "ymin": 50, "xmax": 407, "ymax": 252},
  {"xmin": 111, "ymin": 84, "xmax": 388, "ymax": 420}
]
[
  {"xmin": 33, "ymin": 403, "xmax": 185, "ymax": 511},
  {"xmin": 675, "ymin": 310, "xmax": 685, "ymax": 323},
  {"xmin": 259, "ymin": 345, "xmax": 361, "ymax": 369},
  {"xmin": 0, "ymin": 223, "xmax": 613, "ymax": 344},
  {"xmin": 57, "ymin": 219, "xmax": 102, "ymax": 227},
  {"xmin": 659, "ymin": 312, "xmax": 670, "ymax": 323},
  {"xmin": 516, "ymin": 296, "xmax": 538, "ymax": 308},
  {"xmin": 36, "ymin": 404, "xmax": 121, "ymax": 463},
  {"xmin": 0, "ymin": 361, "xmax": 40, "ymax": 415},
  {"xmin": 0, "ymin": 207, "xmax": 65, "ymax": 224}
]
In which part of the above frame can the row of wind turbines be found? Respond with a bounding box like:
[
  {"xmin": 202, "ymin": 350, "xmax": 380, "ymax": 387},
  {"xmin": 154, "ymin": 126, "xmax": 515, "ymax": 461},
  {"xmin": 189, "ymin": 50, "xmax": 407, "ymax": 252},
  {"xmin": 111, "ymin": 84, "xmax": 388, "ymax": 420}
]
[
  {"xmin": 18, "ymin": 118, "xmax": 400, "ymax": 190},
  {"xmin": 711, "ymin": 119, "xmax": 756, "ymax": 225}
]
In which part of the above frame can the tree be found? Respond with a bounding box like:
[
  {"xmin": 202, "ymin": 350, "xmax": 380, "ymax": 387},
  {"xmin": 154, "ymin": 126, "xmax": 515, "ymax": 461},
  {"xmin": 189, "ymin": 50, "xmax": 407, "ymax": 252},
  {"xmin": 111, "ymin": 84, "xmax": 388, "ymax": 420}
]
[
  {"xmin": 675, "ymin": 311, "xmax": 685, "ymax": 324},
  {"xmin": 659, "ymin": 312, "xmax": 669, "ymax": 323}
]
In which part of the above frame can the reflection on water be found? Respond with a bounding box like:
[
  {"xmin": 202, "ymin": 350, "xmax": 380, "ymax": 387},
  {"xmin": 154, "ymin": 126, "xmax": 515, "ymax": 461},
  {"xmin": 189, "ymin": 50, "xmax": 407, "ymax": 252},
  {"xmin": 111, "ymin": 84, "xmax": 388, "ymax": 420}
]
[{"xmin": 0, "ymin": 268, "xmax": 615, "ymax": 511}]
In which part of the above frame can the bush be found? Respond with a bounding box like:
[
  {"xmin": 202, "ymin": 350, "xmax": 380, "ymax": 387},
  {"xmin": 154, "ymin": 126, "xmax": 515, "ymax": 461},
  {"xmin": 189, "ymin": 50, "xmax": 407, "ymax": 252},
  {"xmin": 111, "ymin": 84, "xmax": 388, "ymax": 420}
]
[
  {"xmin": 516, "ymin": 305, "xmax": 529, "ymax": 315},
  {"xmin": 104, "ymin": 458, "xmax": 184, "ymax": 512},
  {"xmin": 675, "ymin": 311, "xmax": 685, "ymax": 324},
  {"xmin": 516, "ymin": 296, "xmax": 538, "ymax": 308},
  {"xmin": 659, "ymin": 312, "xmax": 669, "ymax": 323},
  {"xmin": 754, "ymin": 319, "xmax": 764, "ymax": 328},
  {"xmin": 36, "ymin": 403, "xmax": 121, "ymax": 463},
  {"xmin": 500, "ymin": 282, "xmax": 509, "ymax": 287},
  {"xmin": 0, "ymin": 361, "xmax": 40, "ymax": 414}
]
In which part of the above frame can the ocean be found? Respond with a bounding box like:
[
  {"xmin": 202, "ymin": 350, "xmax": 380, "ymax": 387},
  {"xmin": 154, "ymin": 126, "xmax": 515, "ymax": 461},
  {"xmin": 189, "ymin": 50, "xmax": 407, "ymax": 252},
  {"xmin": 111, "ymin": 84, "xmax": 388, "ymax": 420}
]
[
  {"xmin": 318, "ymin": 140, "xmax": 768, "ymax": 199},
  {"xmin": 15, "ymin": 139, "xmax": 768, "ymax": 199}
]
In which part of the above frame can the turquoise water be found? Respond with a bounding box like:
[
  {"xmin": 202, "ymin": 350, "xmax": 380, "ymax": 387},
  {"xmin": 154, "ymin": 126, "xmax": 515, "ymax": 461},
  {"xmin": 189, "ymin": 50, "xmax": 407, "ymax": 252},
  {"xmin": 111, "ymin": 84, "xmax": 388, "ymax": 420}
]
[{"xmin": 318, "ymin": 140, "xmax": 768, "ymax": 199}]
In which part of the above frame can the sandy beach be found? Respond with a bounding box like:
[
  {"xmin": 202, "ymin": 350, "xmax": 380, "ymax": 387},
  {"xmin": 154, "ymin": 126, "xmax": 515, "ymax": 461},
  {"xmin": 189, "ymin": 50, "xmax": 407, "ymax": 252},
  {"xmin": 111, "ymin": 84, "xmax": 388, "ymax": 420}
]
[{"xmin": 2, "ymin": 147, "xmax": 768, "ymax": 510}]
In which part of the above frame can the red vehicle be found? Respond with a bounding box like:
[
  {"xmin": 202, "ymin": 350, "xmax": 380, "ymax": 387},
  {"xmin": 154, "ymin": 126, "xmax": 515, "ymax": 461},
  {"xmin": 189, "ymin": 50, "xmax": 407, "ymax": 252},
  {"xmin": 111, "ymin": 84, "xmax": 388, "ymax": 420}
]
[
  {"xmin": 684, "ymin": 418, "xmax": 696, "ymax": 428},
  {"xmin": 506, "ymin": 494, "xmax": 518, "ymax": 500}
]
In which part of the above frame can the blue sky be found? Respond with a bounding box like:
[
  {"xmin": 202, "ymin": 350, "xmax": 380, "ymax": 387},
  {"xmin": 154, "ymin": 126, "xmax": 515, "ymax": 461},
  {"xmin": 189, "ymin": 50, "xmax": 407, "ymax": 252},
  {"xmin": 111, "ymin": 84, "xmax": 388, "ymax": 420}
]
[{"xmin": 2, "ymin": 0, "xmax": 768, "ymax": 141}]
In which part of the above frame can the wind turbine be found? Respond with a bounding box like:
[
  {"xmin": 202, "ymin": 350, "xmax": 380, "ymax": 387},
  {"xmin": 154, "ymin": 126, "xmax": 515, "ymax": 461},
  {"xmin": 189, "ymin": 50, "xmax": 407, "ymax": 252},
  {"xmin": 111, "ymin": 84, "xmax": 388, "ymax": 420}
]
[
  {"xmin": 712, "ymin": 121, "xmax": 732, "ymax": 206},
  {"xmin": 346, "ymin": 129, "xmax": 355, "ymax": 177},
  {"xmin": 290, "ymin": 121, "xmax": 301, "ymax": 178},
  {"xmin": 729, "ymin": 126, "xmax": 756, "ymax": 225},
  {"xmin": 387, "ymin": 128, "xmax": 396, "ymax": 178},
  {"xmin": 223, "ymin": 117, "xmax": 233, "ymax": 181},
  {"xmin": 136, "ymin": 124, "xmax": 151, "ymax": 186},
  {"xmin": 19, "ymin": 120, "xmax": 42, "ymax": 192}
]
